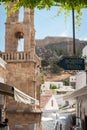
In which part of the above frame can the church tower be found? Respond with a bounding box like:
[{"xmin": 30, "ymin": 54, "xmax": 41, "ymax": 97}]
[
  {"xmin": 5, "ymin": 5, "xmax": 35, "ymax": 55},
  {"xmin": 0, "ymin": 3, "xmax": 42, "ymax": 130}
]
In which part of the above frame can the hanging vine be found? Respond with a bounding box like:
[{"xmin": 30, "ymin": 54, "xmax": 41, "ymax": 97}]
[{"xmin": 0, "ymin": 0, "xmax": 87, "ymax": 28}]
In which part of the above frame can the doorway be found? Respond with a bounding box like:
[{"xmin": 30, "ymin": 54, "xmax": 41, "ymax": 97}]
[{"xmin": 85, "ymin": 115, "xmax": 87, "ymax": 130}]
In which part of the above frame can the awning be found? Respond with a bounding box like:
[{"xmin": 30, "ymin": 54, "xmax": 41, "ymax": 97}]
[
  {"xmin": 0, "ymin": 82, "xmax": 39, "ymax": 105},
  {"xmin": 14, "ymin": 87, "xmax": 39, "ymax": 105},
  {"xmin": 63, "ymin": 85, "xmax": 87, "ymax": 100}
]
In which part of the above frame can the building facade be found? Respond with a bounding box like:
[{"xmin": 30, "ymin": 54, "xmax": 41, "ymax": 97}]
[
  {"xmin": 64, "ymin": 71, "xmax": 87, "ymax": 130},
  {"xmin": 0, "ymin": 3, "xmax": 42, "ymax": 130},
  {"xmin": 0, "ymin": 58, "xmax": 7, "ymax": 122}
]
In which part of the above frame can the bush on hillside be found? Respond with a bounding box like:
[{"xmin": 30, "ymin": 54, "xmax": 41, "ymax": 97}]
[{"xmin": 50, "ymin": 84, "xmax": 57, "ymax": 89}]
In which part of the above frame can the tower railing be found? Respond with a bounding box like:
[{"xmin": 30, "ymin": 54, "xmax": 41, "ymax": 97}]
[{"xmin": 0, "ymin": 51, "xmax": 32, "ymax": 62}]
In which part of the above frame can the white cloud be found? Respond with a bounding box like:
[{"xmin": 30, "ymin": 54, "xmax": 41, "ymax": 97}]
[
  {"xmin": 79, "ymin": 33, "xmax": 87, "ymax": 41},
  {"xmin": 59, "ymin": 31, "xmax": 68, "ymax": 37},
  {"xmin": 79, "ymin": 37, "xmax": 87, "ymax": 41},
  {"xmin": 83, "ymin": 37, "xmax": 87, "ymax": 41}
]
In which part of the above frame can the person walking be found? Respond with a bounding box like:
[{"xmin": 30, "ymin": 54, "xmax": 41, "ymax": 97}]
[
  {"xmin": 55, "ymin": 122, "xmax": 59, "ymax": 130},
  {"xmin": 0, "ymin": 118, "xmax": 9, "ymax": 130},
  {"xmin": 3, "ymin": 118, "xmax": 9, "ymax": 130},
  {"xmin": 60, "ymin": 124, "xmax": 62, "ymax": 130},
  {"xmin": 70, "ymin": 126, "xmax": 72, "ymax": 130},
  {"xmin": 72, "ymin": 126, "xmax": 75, "ymax": 130}
]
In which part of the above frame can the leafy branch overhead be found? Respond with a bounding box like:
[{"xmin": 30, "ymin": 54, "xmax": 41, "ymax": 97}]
[
  {"xmin": 0, "ymin": 0, "xmax": 86, "ymax": 29},
  {"xmin": 1, "ymin": 0, "xmax": 87, "ymax": 11}
]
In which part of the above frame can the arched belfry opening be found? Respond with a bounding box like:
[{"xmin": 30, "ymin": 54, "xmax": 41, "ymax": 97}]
[
  {"xmin": 15, "ymin": 31, "xmax": 24, "ymax": 39},
  {"xmin": 18, "ymin": 7, "xmax": 24, "ymax": 22},
  {"xmin": 17, "ymin": 38, "xmax": 24, "ymax": 52},
  {"xmin": 15, "ymin": 31, "xmax": 24, "ymax": 51}
]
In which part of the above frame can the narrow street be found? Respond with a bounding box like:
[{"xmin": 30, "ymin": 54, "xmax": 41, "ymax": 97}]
[{"xmin": 41, "ymin": 110, "xmax": 75, "ymax": 130}]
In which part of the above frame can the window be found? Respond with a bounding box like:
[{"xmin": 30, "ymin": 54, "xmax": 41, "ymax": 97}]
[
  {"xmin": 15, "ymin": 125, "xmax": 23, "ymax": 130},
  {"xmin": 17, "ymin": 38, "xmax": 24, "ymax": 51},
  {"xmin": 29, "ymin": 124, "xmax": 36, "ymax": 130},
  {"xmin": 51, "ymin": 100, "xmax": 53, "ymax": 107},
  {"xmin": 0, "ymin": 95, "xmax": 4, "ymax": 105}
]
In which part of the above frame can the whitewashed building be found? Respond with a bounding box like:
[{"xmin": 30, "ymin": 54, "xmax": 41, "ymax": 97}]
[
  {"xmin": 76, "ymin": 71, "xmax": 86, "ymax": 90},
  {"xmin": 41, "ymin": 81, "xmax": 63, "ymax": 90},
  {"xmin": 82, "ymin": 45, "xmax": 87, "ymax": 58},
  {"xmin": 40, "ymin": 95, "xmax": 58, "ymax": 112},
  {"xmin": 41, "ymin": 81, "xmax": 74, "ymax": 95},
  {"xmin": 64, "ymin": 68, "xmax": 87, "ymax": 129},
  {"xmin": 0, "ymin": 57, "xmax": 7, "ymax": 121}
]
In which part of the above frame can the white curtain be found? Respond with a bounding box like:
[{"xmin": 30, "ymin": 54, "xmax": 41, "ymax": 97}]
[{"xmin": 14, "ymin": 87, "xmax": 39, "ymax": 105}]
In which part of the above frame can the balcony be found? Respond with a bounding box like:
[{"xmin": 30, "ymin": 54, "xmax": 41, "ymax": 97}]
[{"xmin": 0, "ymin": 51, "xmax": 33, "ymax": 63}]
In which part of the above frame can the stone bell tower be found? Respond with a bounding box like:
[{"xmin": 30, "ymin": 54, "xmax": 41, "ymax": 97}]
[
  {"xmin": 5, "ymin": 6, "xmax": 35, "ymax": 56},
  {"xmin": 0, "ymin": 3, "xmax": 42, "ymax": 130}
]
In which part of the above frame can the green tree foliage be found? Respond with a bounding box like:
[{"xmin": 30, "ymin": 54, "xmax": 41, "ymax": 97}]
[
  {"xmin": 50, "ymin": 58, "xmax": 62, "ymax": 74},
  {"xmin": 76, "ymin": 48, "xmax": 82, "ymax": 57},
  {"xmin": 61, "ymin": 78, "xmax": 69, "ymax": 85},
  {"xmin": 1, "ymin": 0, "xmax": 87, "ymax": 12},
  {"xmin": 50, "ymin": 84, "xmax": 57, "ymax": 89},
  {"xmin": 41, "ymin": 59, "xmax": 49, "ymax": 67},
  {"xmin": 55, "ymin": 48, "xmax": 69, "ymax": 56},
  {"xmin": 1, "ymin": 0, "xmax": 86, "ymax": 28},
  {"xmin": 41, "ymin": 68, "xmax": 46, "ymax": 84}
]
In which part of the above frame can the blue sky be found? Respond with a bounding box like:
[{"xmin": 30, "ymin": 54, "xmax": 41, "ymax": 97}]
[
  {"xmin": 0, "ymin": 5, "xmax": 87, "ymax": 51},
  {"xmin": 35, "ymin": 7, "xmax": 87, "ymax": 40}
]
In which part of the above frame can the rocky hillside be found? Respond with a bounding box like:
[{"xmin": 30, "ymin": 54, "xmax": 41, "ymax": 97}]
[
  {"xmin": 35, "ymin": 36, "xmax": 87, "ymax": 75},
  {"xmin": 36, "ymin": 36, "xmax": 87, "ymax": 61}
]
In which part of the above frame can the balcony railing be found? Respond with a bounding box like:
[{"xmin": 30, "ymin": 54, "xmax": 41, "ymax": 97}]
[{"xmin": 0, "ymin": 51, "xmax": 31, "ymax": 62}]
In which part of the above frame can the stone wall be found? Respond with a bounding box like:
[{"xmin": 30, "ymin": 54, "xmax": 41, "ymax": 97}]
[
  {"xmin": 7, "ymin": 112, "xmax": 42, "ymax": 130},
  {"xmin": 1, "ymin": 3, "xmax": 42, "ymax": 130}
]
